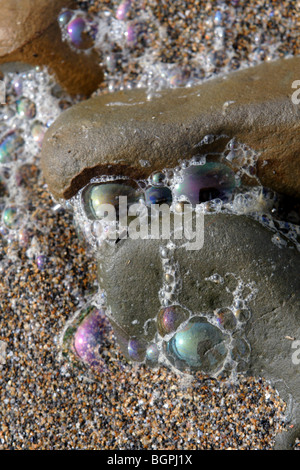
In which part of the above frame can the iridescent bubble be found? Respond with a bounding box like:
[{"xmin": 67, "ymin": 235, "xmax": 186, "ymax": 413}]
[
  {"xmin": 126, "ymin": 22, "xmax": 137, "ymax": 46},
  {"xmin": 173, "ymin": 162, "xmax": 236, "ymax": 205},
  {"xmin": 165, "ymin": 273, "xmax": 174, "ymax": 284},
  {"xmin": 214, "ymin": 10, "xmax": 223, "ymax": 24},
  {"xmin": 145, "ymin": 343, "xmax": 159, "ymax": 364},
  {"xmin": 3, "ymin": 206, "xmax": 22, "ymax": 229},
  {"xmin": 105, "ymin": 53, "xmax": 117, "ymax": 73},
  {"xmin": 67, "ymin": 17, "xmax": 86, "ymax": 48},
  {"xmin": 16, "ymin": 96, "xmax": 36, "ymax": 119},
  {"xmin": 12, "ymin": 78, "xmax": 23, "ymax": 96},
  {"xmin": 168, "ymin": 68, "xmax": 189, "ymax": 88},
  {"xmin": 31, "ymin": 121, "xmax": 46, "ymax": 146},
  {"xmin": 0, "ymin": 130, "xmax": 24, "ymax": 163},
  {"xmin": 83, "ymin": 182, "xmax": 142, "ymax": 220},
  {"xmin": 157, "ymin": 306, "xmax": 188, "ymax": 336},
  {"xmin": 145, "ymin": 186, "xmax": 172, "ymax": 206},
  {"xmin": 58, "ymin": 9, "xmax": 73, "ymax": 26},
  {"xmin": 18, "ymin": 228, "xmax": 31, "ymax": 247},
  {"xmin": 116, "ymin": 0, "xmax": 132, "ymax": 20},
  {"xmin": 73, "ymin": 307, "xmax": 110, "ymax": 368},
  {"xmin": 165, "ymin": 318, "xmax": 227, "ymax": 372},
  {"xmin": 36, "ymin": 255, "xmax": 46, "ymax": 270},
  {"xmin": 128, "ymin": 336, "xmax": 147, "ymax": 362},
  {"xmin": 214, "ymin": 308, "xmax": 237, "ymax": 331},
  {"xmin": 150, "ymin": 171, "xmax": 166, "ymax": 187},
  {"xmin": 235, "ymin": 308, "xmax": 251, "ymax": 323}
]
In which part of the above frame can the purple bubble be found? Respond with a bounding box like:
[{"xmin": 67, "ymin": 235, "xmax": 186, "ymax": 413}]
[
  {"xmin": 127, "ymin": 337, "xmax": 147, "ymax": 362},
  {"xmin": 126, "ymin": 23, "xmax": 137, "ymax": 45},
  {"xmin": 157, "ymin": 306, "xmax": 187, "ymax": 336},
  {"xmin": 12, "ymin": 78, "xmax": 23, "ymax": 96},
  {"xmin": 116, "ymin": 0, "xmax": 132, "ymax": 21},
  {"xmin": 67, "ymin": 17, "xmax": 86, "ymax": 47},
  {"xmin": 73, "ymin": 307, "xmax": 109, "ymax": 368},
  {"xmin": 36, "ymin": 255, "xmax": 46, "ymax": 270}
]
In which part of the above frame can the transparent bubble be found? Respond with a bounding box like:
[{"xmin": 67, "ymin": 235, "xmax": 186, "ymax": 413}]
[
  {"xmin": 3, "ymin": 205, "xmax": 23, "ymax": 230},
  {"xmin": 214, "ymin": 308, "xmax": 237, "ymax": 331},
  {"xmin": 0, "ymin": 130, "xmax": 24, "ymax": 163},
  {"xmin": 31, "ymin": 121, "xmax": 46, "ymax": 146},
  {"xmin": 58, "ymin": 10, "xmax": 73, "ymax": 27},
  {"xmin": 230, "ymin": 337, "xmax": 251, "ymax": 362},
  {"xmin": 128, "ymin": 336, "xmax": 147, "ymax": 362},
  {"xmin": 145, "ymin": 343, "xmax": 159, "ymax": 364},
  {"xmin": 16, "ymin": 97, "xmax": 36, "ymax": 119}
]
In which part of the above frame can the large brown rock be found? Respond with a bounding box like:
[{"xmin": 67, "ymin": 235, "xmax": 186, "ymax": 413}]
[
  {"xmin": 40, "ymin": 57, "xmax": 300, "ymax": 201},
  {"xmin": 0, "ymin": 0, "xmax": 103, "ymax": 96}
]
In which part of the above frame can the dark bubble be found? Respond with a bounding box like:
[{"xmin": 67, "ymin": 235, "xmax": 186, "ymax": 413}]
[
  {"xmin": 150, "ymin": 171, "xmax": 166, "ymax": 186},
  {"xmin": 145, "ymin": 186, "xmax": 172, "ymax": 206},
  {"xmin": 173, "ymin": 162, "xmax": 236, "ymax": 205}
]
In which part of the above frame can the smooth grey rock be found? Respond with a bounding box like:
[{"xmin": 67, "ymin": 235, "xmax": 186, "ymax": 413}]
[
  {"xmin": 97, "ymin": 213, "xmax": 300, "ymax": 447},
  {"xmin": 41, "ymin": 57, "xmax": 300, "ymax": 200}
]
